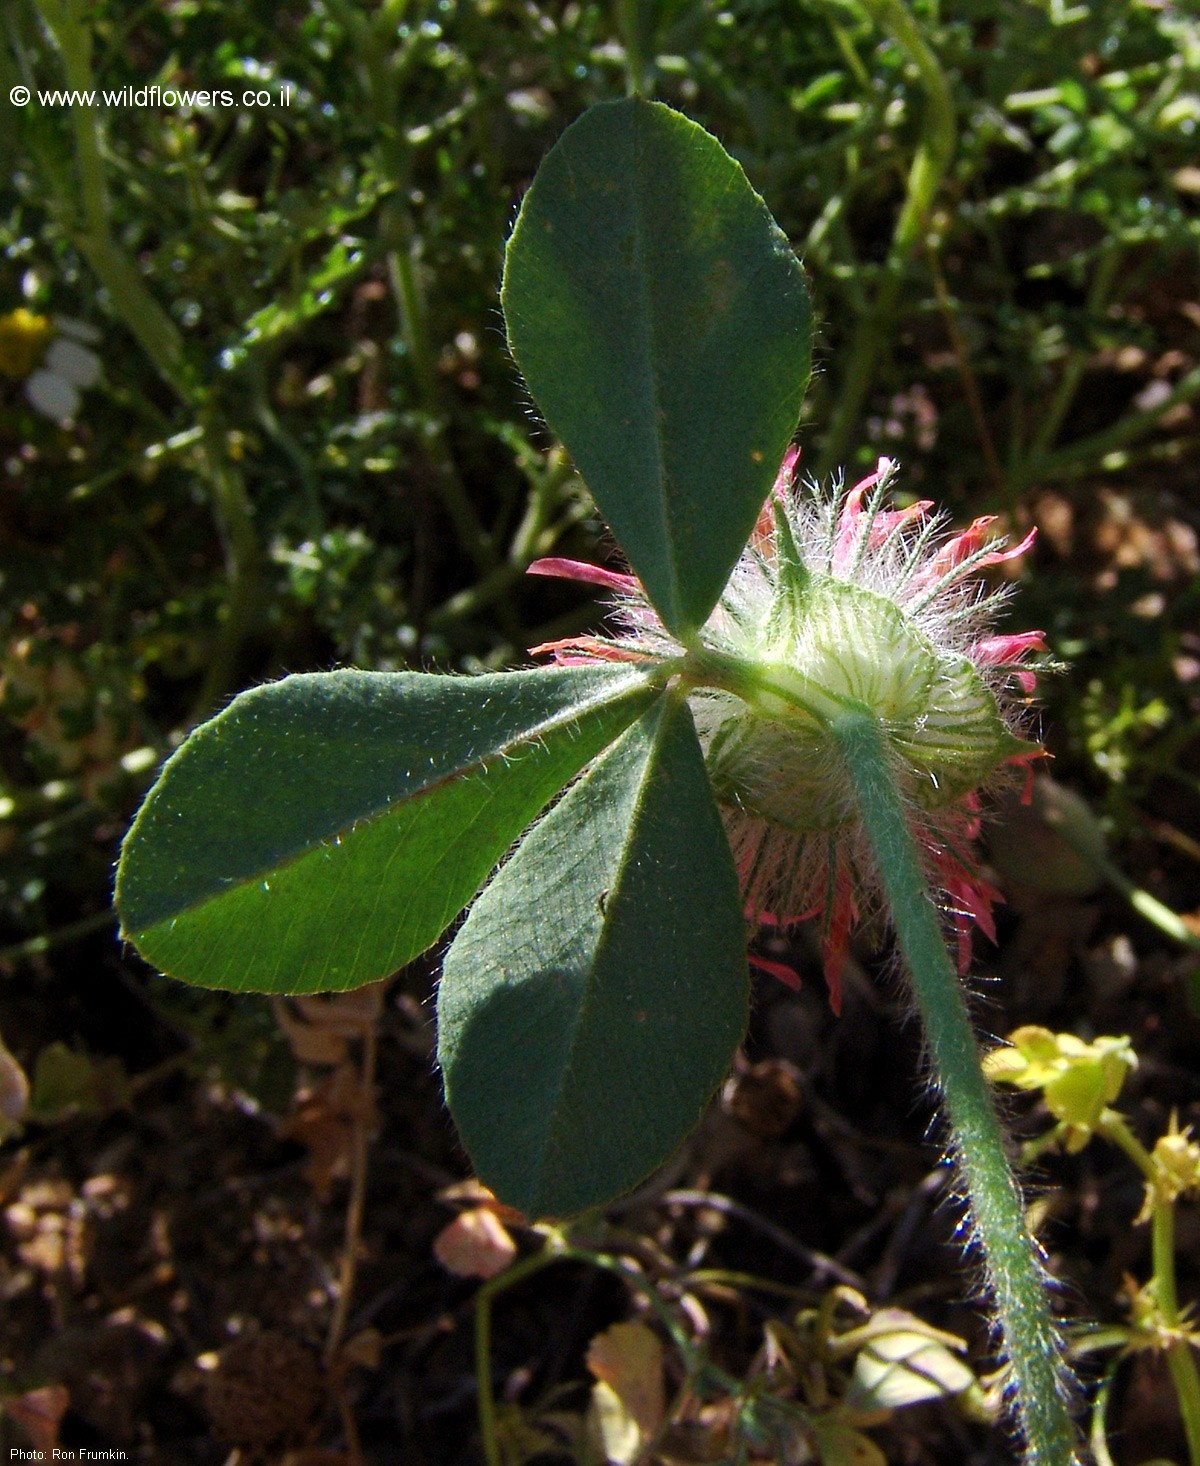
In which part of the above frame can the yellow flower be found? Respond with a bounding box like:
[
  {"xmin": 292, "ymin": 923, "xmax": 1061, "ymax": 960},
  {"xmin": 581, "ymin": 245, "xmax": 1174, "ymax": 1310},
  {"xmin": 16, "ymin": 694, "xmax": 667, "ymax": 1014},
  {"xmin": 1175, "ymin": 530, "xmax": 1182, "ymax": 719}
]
[
  {"xmin": 983, "ymin": 1026, "xmax": 1137, "ymax": 1151},
  {"xmin": 1138, "ymin": 1114, "xmax": 1200, "ymax": 1220},
  {"xmin": 0, "ymin": 308, "xmax": 53, "ymax": 379}
]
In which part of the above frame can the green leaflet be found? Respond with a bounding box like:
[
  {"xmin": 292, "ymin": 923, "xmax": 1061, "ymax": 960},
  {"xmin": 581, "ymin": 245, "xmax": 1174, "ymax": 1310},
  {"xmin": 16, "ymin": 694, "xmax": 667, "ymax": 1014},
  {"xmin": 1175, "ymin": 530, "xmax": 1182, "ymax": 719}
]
[
  {"xmin": 438, "ymin": 696, "xmax": 749, "ymax": 1217},
  {"xmin": 503, "ymin": 97, "xmax": 811, "ymax": 635},
  {"xmin": 116, "ymin": 666, "xmax": 657, "ymax": 993}
]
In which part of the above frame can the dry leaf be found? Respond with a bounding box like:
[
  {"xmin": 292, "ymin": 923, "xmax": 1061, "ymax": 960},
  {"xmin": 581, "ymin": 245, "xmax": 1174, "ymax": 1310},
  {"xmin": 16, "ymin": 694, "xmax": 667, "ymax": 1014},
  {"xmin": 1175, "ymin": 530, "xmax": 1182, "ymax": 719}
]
[
  {"xmin": 433, "ymin": 1206, "xmax": 517, "ymax": 1279},
  {"xmin": 844, "ymin": 1308, "xmax": 973, "ymax": 1413},
  {"xmin": 338, "ymin": 1327, "xmax": 383, "ymax": 1369},
  {"xmin": 282, "ymin": 1064, "xmax": 375, "ymax": 1199},
  {"xmin": 588, "ymin": 1381, "xmax": 642, "ymax": 1466},
  {"xmin": 437, "ymin": 1177, "xmax": 526, "ymax": 1227},
  {"xmin": 0, "ymin": 1026, "xmax": 29, "ymax": 1134},
  {"xmin": 586, "ymin": 1321, "xmax": 665, "ymax": 1439},
  {"xmin": 722, "ymin": 1057, "xmax": 803, "ymax": 1137},
  {"xmin": 3, "ymin": 1383, "xmax": 69, "ymax": 1451},
  {"xmin": 273, "ymin": 981, "xmax": 386, "ymax": 1066}
]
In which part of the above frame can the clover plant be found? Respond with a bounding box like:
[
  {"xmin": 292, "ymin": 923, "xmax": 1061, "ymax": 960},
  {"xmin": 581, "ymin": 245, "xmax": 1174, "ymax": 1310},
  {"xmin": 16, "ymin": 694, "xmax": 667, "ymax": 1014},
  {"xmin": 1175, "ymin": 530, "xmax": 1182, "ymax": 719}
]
[{"xmin": 116, "ymin": 100, "xmax": 1077, "ymax": 1464}]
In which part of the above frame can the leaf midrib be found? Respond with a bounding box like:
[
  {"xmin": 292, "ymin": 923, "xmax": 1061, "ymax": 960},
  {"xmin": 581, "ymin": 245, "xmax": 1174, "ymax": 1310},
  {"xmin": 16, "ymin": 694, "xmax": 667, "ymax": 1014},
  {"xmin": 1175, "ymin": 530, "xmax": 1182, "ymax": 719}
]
[
  {"xmin": 525, "ymin": 701, "xmax": 672, "ymax": 1208},
  {"xmin": 629, "ymin": 104, "xmax": 682, "ymax": 632},
  {"xmin": 127, "ymin": 672, "xmax": 653, "ymax": 934}
]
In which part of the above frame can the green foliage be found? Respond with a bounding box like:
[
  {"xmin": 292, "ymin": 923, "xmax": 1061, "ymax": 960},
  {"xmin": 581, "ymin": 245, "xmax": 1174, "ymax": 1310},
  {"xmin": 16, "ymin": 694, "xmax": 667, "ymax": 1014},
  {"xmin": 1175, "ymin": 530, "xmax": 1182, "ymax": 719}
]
[
  {"xmin": 113, "ymin": 96, "xmax": 798, "ymax": 1216},
  {"xmin": 438, "ymin": 695, "xmax": 748, "ymax": 1215},
  {"xmin": 117, "ymin": 665, "xmax": 656, "ymax": 992},
  {"xmin": 503, "ymin": 96, "xmax": 811, "ymax": 633}
]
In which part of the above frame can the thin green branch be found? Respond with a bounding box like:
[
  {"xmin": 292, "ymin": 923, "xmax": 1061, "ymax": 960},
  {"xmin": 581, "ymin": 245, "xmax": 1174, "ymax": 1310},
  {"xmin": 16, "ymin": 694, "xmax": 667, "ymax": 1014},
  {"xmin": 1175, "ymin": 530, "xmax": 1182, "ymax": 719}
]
[
  {"xmin": 1153, "ymin": 1199, "xmax": 1200, "ymax": 1466},
  {"xmin": 33, "ymin": 0, "xmax": 263, "ymax": 717},
  {"xmin": 0, "ymin": 909, "xmax": 115, "ymax": 969},
  {"xmin": 1017, "ymin": 361, "xmax": 1200, "ymax": 486},
  {"xmin": 816, "ymin": 0, "xmax": 956, "ymax": 476},
  {"xmin": 1094, "ymin": 1110, "xmax": 1200, "ymax": 1463},
  {"xmin": 386, "ymin": 239, "xmax": 498, "ymax": 577},
  {"xmin": 833, "ymin": 710, "xmax": 1078, "ymax": 1466},
  {"xmin": 1022, "ymin": 244, "xmax": 1123, "ymax": 467}
]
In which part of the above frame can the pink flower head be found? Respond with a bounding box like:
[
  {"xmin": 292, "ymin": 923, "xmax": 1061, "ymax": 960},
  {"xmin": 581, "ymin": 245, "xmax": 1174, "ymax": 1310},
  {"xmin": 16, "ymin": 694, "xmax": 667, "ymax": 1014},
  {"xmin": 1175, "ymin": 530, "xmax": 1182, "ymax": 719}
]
[{"xmin": 529, "ymin": 456, "xmax": 1045, "ymax": 1013}]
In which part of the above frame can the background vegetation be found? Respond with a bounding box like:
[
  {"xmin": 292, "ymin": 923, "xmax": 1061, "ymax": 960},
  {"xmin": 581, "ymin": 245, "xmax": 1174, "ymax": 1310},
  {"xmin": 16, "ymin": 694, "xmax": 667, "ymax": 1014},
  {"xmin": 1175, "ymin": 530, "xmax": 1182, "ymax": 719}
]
[{"xmin": 1, "ymin": 1, "xmax": 1198, "ymax": 1462}]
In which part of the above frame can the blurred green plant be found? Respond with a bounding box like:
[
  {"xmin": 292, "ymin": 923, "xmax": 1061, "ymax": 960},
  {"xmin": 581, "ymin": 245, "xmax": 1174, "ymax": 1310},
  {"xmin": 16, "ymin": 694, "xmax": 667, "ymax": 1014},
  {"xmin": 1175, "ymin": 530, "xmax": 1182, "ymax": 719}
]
[{"xmin": 454, "ymin": 1204, "xmax": 997, "ymax": 1466}]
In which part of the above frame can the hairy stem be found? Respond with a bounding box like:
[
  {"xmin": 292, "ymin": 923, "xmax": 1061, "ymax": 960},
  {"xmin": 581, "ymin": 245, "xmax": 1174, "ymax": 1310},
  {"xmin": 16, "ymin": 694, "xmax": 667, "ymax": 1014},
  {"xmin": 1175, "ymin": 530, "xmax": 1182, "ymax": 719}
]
[{"xmin": 833, "ymin": 710, "xmax": 1077, "ymax": 1466}]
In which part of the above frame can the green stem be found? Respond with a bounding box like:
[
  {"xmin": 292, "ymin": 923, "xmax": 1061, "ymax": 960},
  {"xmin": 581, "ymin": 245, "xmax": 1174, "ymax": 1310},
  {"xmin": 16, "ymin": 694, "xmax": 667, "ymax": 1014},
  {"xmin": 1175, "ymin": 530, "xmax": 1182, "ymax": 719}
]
[
  {"xmin": 1095, "ymin": 1112, "xmax": 1200, "ymax": 1463},
  {"xmin": 1050, "ymin": 825, "xmax": 1200, "ymax": 957},
  {"xmin": 0, "ymin": 909, "xmax": 115, "ymax": 968},
  {"xmin": 386, "ymin": 238, "xmax": 498, "ymax": 577},
  {"xmin": 1152, "ymin": 1201, "xmax": 1200, "ymax": 1466},
  {"xmin": 34, "ymin": 0, "xmax": 262, "ymax": 714},
  {"xmin": 816, "ymin": 0, "xmax": 955, "ymax": 476},
  {"xmin": 1095, "ymin": 1109, "xmax": 1155, "ymax": 1179},
  {"xmin": 1022, "ymin": 245, "xmax": 1123, "ymax": 468},
  {"xmin": 1016, "ymin": 361, "xmax": 1200, "ymax": 486},
  {"xmin": 832, "ymin": 710, "xmax": 1077, "ymax": 1466},
  {"xmin": 1151, "ymin": 1190, "xmax": 1200, "ymax": 1465},
  {"xmin": 190, "ymin": 426, "xmax": 262, "ymax": 719},
  {"xmin": 615, "ymin": 0, "xmax": 654, "ymax": 97},
  {"xmin": 36, "ymin": 0, "xmax": 190, "ymax": 396},
  {"xmin": 474, "ymin": 1249, "xmax": 559, "ymax": 1466}
]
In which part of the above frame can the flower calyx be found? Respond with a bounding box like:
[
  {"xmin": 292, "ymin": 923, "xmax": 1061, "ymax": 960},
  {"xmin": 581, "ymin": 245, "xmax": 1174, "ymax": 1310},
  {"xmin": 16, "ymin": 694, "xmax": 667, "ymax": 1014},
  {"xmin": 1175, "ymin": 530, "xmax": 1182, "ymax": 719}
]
[{"xmin": 529, "ymin": 452, "xmax": 1048, "ymax": 1010}]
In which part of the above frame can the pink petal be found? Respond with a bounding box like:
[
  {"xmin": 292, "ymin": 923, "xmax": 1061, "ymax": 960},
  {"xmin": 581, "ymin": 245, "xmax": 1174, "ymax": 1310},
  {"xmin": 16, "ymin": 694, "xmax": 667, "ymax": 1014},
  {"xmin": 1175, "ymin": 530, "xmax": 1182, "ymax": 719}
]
[
  {"xmin": 820, "ymin": 865, "xmax": 857, "ymax": 1016},
  {"xmin": 774, "ymin": 442, "xmax": 802, "ymax": 495},
  {"xmin": 869, "ymin": 499, "xmax": 933, "ymax": 548},
  {"xmin": 750, "ymin": 493, "xmax": 778, "ymax": 551},
  {"xmin": 916, "ymin": 521, "xmax": 1037, "ymax": 592},
  {"xmin": 1007, "ymin": 749, "xmax": 1047, "ymax": 804},
  {"xmin": 976, "ymin": 524, "xmax": 1037, "ymax": 571},
  {"xmin": 920, "ymin": 515, "xmax": 998, "ymax": 582},
  {"xmin": 749, "ymin": 446, "xmax": 804, "ymax": 551},
  {"xmin": 831, "ymin": 459, "xmax": 897, "ymax": 573},
  {"xmin": 955, "ymin": 915, "xmax": 973, "ymax": 976},
  {"xmin": 527, "ymin": 636, "xmax": 652, "ymax": 665},
  {"xmin": 749, "ymin": 952, "xmax": 802, "ymax": 990},
  {"xmin": 973, "ymin": 630, "xmax": 1047, "ymax": 666},
  {"xmin": 527, "ymin": 558, "xmax": 638, "ymax": 594},
  {"xmin": 947, "ymin": 873, "xmax": 999, "ymax": 946},
  {"xmin": 832, "ymin": 482, "xmax": 870, "ymax": 573}
]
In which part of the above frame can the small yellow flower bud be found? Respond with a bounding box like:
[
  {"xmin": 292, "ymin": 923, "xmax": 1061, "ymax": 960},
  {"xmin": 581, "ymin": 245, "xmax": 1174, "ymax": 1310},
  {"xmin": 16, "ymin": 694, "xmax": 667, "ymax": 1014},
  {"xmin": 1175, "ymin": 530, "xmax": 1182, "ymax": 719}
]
[{"xmin": 984, "ymin": 1027, "xmax": 1137, "ymax": 1151}]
